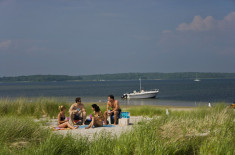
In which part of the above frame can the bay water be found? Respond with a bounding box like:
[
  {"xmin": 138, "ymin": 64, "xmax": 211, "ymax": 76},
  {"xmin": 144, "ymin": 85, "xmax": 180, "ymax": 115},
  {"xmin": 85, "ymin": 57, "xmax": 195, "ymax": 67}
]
[{"xmin": 0, "ymin": 79, "xmax": 234, "ymax": 107}]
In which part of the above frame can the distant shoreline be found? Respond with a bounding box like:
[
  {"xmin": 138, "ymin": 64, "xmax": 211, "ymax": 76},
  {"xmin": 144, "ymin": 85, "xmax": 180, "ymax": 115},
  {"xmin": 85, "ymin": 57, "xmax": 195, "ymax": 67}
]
[
  {"xmin": 1, "ymin": 72, "xmax": 235, "ymax": 82},
  {"xmin": 1, "ymin": 78, "xmax": 235, "ymax": 83}
]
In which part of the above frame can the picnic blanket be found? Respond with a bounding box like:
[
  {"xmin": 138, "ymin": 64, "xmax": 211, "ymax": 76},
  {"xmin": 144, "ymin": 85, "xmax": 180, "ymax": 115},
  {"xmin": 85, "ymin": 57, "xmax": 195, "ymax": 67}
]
[
  {"xmin": 77, "ymin": 125, "xmax": 116, "ymax": 129},
  {"xmin": 52, "ymin": 125, "xmax": 116, "ymax": 131}
]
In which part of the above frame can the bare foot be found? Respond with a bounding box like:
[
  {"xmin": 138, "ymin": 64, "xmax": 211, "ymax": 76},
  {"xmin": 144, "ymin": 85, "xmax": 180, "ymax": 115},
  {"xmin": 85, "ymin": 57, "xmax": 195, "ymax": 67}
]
[
  {"xmin": 113, "ymin": 123, "xmax": 117, "ymax": 125},
  {"xmin": 85, "ymin": 127, "xmax": 90, "ymax": 129},
  {"xmin": 82, "ymin": 123, "xmax": 85, "ymax": 125}
]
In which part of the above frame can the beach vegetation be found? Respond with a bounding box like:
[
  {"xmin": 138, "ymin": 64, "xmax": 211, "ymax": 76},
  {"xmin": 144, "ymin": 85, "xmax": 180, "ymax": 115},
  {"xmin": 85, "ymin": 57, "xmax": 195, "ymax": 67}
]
[{"xmin": 0, "ymin": 98, "xmax": 234, "ymax": 154}]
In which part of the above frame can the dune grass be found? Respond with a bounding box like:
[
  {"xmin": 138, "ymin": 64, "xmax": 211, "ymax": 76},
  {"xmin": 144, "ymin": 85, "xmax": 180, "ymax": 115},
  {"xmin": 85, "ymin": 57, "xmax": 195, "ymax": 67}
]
[
  {"xmin": 0, "ymin": 97, "xmax": 107, "ymax": 118},
  {"xmin": 0, "ymin": 98, "xmax": 168, "ymax": 118},
  {"xmin": 0, "ymin": 116, "xmax": 50, "ymax": 154},
  {"xmin": 0, "ymin": 98, "xmax": 234, "ymax": 154},
  {"xmin": 122, "ymin": 105, "xmax": 166, "ymax": 117},
  {"xmin": 0, "ymin": 97, "xmax": 67, "ymax": 118}
]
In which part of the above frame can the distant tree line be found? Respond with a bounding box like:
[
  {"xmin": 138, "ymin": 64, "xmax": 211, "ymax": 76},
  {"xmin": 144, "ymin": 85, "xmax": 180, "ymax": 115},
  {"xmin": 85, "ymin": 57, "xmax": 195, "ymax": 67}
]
[
  {"xmin": 0, "ymin": 72, "xmax": 235, "ymax": 82},
  {"xmin": 80, "ymin": 72, "xmax": 235, "ymax": 80},
  {"xmin": 0, "ymin": 75, "xmax": 82, "ymax": 82}
]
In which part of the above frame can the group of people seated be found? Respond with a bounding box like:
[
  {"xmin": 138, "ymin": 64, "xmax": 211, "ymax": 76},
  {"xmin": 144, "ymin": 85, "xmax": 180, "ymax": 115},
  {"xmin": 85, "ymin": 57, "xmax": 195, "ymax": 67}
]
[{"xmin": 57, "ymin": 95, "xmax": 121, "ymax": 129}]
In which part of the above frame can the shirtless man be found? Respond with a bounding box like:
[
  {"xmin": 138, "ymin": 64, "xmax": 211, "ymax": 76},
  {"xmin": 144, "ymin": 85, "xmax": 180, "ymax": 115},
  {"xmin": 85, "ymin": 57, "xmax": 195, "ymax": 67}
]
[
  {"xmin": 69, "ymin": 97, "xmax": 86, "ymax": 125},
  {"xmin": 104, "ymin": 95, "xmax": 121, "ymax": 125}
]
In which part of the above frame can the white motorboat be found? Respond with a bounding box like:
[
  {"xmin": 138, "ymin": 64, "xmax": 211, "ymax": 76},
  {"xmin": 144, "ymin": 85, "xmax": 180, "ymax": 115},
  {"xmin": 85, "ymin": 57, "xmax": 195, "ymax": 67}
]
[
  {"xmin": 122, "ymin": 89, "xmax": 159, "ymax": 99},
  {"xmin": 121, "ymin": 78, "xmax": 159, "ymax": 99}
]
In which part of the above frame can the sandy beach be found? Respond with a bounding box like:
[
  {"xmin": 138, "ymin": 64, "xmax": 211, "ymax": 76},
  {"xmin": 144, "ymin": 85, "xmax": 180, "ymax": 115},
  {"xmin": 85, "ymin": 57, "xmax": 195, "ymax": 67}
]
[
  {"xmin": 43, "ymin": 116, "xmax": 150, "ymax": 139},
  {"xmin": 40, "ymin": 106, "xmax": 196, "ymax": 139}
]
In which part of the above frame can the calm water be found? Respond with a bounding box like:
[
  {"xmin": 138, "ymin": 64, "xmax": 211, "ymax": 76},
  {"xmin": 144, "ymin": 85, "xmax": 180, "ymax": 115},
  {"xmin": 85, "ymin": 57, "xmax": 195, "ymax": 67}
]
[{"xmin": 0, "ymin": 79, "xmax": 234, "ymax": 107}]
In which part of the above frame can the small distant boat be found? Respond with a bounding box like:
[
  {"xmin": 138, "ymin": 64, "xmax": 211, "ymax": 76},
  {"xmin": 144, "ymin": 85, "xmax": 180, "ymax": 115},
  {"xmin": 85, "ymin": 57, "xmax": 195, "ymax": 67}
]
[
  {"xmin": 194, "ymin": 73, "xmax": 200, "ymax": 82},
  {"xmin": 121, "ymin": 78, "xmax": 159, "ymax": 99},
  {"xmin": 194, "ymin": 79, "xmax": 200, "ymax": 82}
]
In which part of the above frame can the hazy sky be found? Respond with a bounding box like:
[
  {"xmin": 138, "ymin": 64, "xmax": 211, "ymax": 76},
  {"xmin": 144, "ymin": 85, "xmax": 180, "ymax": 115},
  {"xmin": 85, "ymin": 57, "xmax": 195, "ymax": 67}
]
[{"xmin": 0, "ymin": 0, "xmax": 235, "ymax": 76}]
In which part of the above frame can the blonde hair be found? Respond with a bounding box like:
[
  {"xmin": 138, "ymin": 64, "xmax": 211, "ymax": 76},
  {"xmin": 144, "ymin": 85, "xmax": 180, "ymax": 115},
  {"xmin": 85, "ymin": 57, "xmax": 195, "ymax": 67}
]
[{"xmin": 59, "ymin": 105, "xmax": 66, "ymax": 111}]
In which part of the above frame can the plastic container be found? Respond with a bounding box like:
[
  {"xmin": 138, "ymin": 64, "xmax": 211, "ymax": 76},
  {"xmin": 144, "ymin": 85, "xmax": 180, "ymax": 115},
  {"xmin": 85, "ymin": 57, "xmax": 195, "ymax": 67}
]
[{"xmin": 121, "ymin": 112, "xmax": 130, "ymax": 118}]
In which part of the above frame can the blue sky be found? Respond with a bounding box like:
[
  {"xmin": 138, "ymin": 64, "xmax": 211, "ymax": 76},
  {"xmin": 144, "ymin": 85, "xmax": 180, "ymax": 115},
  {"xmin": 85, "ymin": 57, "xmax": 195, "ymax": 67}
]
[{"xmin": 0, "ymin": 0, "xmax": 235, "ymax": 76}]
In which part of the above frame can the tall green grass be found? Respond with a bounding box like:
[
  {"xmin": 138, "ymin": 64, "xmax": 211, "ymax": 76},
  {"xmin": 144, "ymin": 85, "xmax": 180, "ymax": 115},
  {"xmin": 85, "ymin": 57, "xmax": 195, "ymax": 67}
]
[
  {"xmin": 0, "ymin": 116, "xmax": 50, "ymax": 155},
  {"xmin": 0, "ymin": 98, "xmax": 169, "ymax": 118},
  {"xmin": 0, "ymin": 98, "xmax": 107, "ymax": 118},
  {"xmin": 0, "ymin": 98, "xmax": 67, "ymax": 118},
  {"xmin": 0, "ymin": 98, "xmax": 234, "ymax": 154},
  {"xmin": 123, "ymin": 105, "xmax": 166, "ymax": 117}
]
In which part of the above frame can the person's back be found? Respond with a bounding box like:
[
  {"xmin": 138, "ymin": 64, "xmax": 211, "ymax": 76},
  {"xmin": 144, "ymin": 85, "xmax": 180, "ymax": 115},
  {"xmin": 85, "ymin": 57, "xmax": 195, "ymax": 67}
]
[
  {"xmin": 94, "ymin": 110, "xmax": 104, "ymax": 122},
  {"xmin": 85, "ymin": 104, "xmax": 104, "ymax": 129}
]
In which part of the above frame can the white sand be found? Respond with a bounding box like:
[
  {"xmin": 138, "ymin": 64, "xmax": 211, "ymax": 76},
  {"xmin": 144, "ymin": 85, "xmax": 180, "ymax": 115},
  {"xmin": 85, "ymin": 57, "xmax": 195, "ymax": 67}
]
[
  {"xmin": 56, "ymin": 125, "xmax": 133, "ymax": 139},
  {"xmin": 41, "ymin": 116, "xmax": 147, "ymax": 139}
]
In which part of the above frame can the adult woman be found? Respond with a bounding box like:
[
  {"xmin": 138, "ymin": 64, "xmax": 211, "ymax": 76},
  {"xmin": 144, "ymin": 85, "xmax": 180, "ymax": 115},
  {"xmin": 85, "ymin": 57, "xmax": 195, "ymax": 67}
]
[
  {"xmin": 58, "ymin": 105, "xmax": 78, "ymax": 129},
  {"xmin": 85, "ymin": 104, "xmax": 104, "ymax": 129}
]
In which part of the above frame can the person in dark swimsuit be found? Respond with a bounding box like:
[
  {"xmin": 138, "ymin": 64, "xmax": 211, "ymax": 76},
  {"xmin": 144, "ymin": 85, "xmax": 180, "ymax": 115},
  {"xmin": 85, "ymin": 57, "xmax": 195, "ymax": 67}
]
[{"xmin": 58, "ymin": 105, "xmax": 78, "ymax": 129}]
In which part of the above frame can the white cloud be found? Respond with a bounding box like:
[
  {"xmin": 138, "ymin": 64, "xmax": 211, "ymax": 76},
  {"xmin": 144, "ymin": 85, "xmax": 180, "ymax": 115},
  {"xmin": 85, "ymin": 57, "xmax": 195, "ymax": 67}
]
[
  {"xmin": 176, "ymin": 12, "xmax": 235, "ymax": 32},
  {"xmin": 159, "ymin": 12, "xmax": 235, "ymax": 57},
  {"xmin": 0, "ymin": 40, "xmax": 12, "ymax": 48}
]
